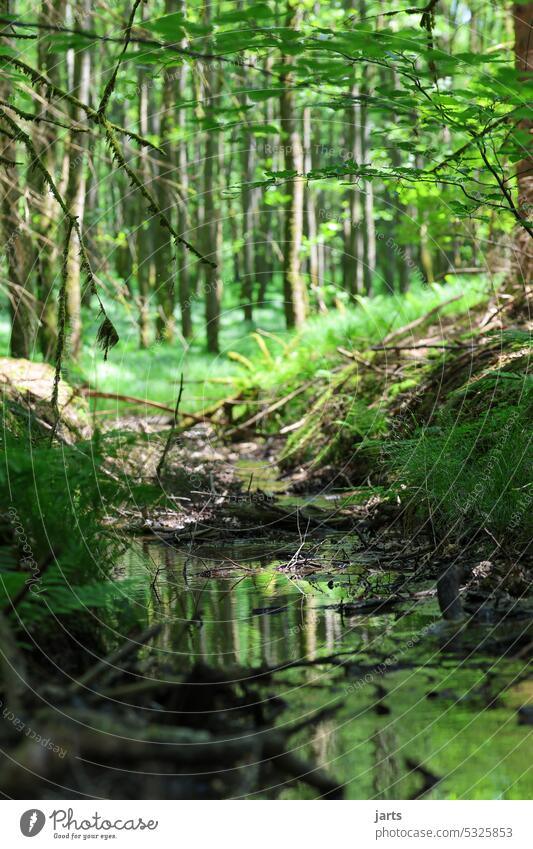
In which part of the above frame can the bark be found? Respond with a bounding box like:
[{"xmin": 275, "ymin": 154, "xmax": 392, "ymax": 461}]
[
  {"xmin": 153, "ymin": 0, "xmax": 176, "ymax": 343},
  {"xmin": 280, "ymin": 3, "xmax": 306, "ymax": 329},
  {"xmin": 64, "ymin": 0, "xmax": 91, "ymax": 360},
  {"xmin": 29, "ymin": 0, "xmax": 67, "ymax": 359},
  {"xmin": 303, "ymin": 107, "xmax": 325, "ymax": 311},
  {"xmin": 342, "ymin": 79, "xmax": 362, "ymax": 298},
  {"xmin": 419, "ymin": 221, "xmax": 434, "ymax": 284},
  {"xmin": 360, "ymin": 61, "xmax": 376, "ymax": 294},
  {"xmin": 115, "ymin": 180, "xmax": 135, "ymax": 285},
  {"xmin": 241, "ymin": 104, "xmax": 257, "ymax": 322},
  {"xmin": 136, "ymin": 57, "xmax": 152, "ymax": 349},
  {"xmin": 202, "ymin": 2, "xmax": 223, "ymax": 353},
  {"xmin": 0, "ymin": 162, "xmax": 35, "ymax": 358},
  {"xmin": 512, "ymin": 2, "xmax": 533, "ymax": 285},
  {"xmin": 227, "ymin": 141, "xmax": 242, "ymax": 300},
  {"xmin": 256, "ymin": 57, "xmax": 276, "ymax": 306},
  {"xmin": 0, "ymin": 2, "xmax": 36, "ymax": 358},
  {"xmin": 380, "ymin": 211, "xmax": 396, "ymax": 294},
  {"xmin": 192, "ymin": 68, "xmax": 204, "ymax": 298},
  {"xmin": 176, "ymin": 0, "xmax": 192, "ymax": 339}
]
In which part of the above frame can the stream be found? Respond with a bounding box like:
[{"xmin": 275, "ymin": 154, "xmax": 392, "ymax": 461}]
[{"xmin": 110, "ymin": 458, "xmax": 533, "ymax": 800}]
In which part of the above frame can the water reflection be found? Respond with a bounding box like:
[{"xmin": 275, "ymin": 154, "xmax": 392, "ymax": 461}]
[
  {"xmin": 114, "ymin": 539, "xmax": 533, "ymax": 799},
  {"xmin": 120, "ymin": 540, "xmax": 364, "ymax": 669}
]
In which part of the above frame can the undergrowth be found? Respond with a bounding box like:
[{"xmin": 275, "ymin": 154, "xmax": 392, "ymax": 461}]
[
  {"xmin": 384, "ymin": 339, "xmax": 532, "ymax": 549},
  {"xmin": 244, "ymin": 277, "xmax": 492, "ymax": 469},
  {"xmin": 238, "ymin": 277, "xmax": 489, "ymax": 397},
  {"xmin": 0, "ymin": 424, "xmax": 143, "ymax": 643}
]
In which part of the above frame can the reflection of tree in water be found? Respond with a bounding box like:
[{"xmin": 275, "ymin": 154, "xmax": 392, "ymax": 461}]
[{"xmin": 372, "ymin": 728, "xmax": 403, "ymax": 801}]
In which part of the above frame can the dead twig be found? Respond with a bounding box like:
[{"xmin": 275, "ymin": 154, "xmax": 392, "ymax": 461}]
[
  {"xmin": 66, "ymin": 623, "xmax": 162, "ymax": 698},
  {"xmin": 156, "ymin": 373, "xmax": 184, "ymax": 479},
  {"xmin": 378, "ymin": 295, "xmax": 463, "ymax": 347},
  {"xmin": 226, "ymin": 381, "xmax": 315, "ymax": 437}
]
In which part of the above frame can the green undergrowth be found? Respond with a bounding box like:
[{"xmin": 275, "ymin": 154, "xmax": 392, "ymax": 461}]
[
  {"xmin": 237, "ymin": 276, "xmax": 492, "ymax": 470},
  {"xmin": 71, "ymin": 275, "xmax": 488, "ymax": 420},
  {"xmin": 0, "ymin": 424, "xmax": 147, "ymax": 645},
  {"xmin": 237, "ymin": 277, "xmax": 489, "ymax": 396},
  {"xmin": 384, "ymin": 337, "xmax": 532, "ymax": 549},
  {"xmin": 0, "ymin": 276, "xmax": 488, "ymax": 423}
]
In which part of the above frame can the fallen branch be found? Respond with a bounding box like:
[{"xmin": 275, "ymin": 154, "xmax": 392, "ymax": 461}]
[
  {"xmin": 377, "ymin": 295, "xmax": 463, "ymax": 347},
  {"xmin": 226, "ymin": 381, "xmax": 314, "ymax": 437},
  {"xmin": 337, "ymin": 347, "xmax": 390, "ymax": 373},
  {"xmin": 156, "ymin": 373, "xmax": 184, "ymax": 479},
  {"xmin": 83, "ymin": 389, "xmax": 175, "ymax": 414},
  {"xmin": 372, "ymin": 342, "xmax": 474, "ymax": 352},
  {"xmin": 66, "ymin": 623, "xmax": 162, "ymax": 697}
]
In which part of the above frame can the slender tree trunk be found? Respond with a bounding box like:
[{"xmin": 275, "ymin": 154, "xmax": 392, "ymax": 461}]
[
  {"xmin": 176, "ymin": 0, "xmax": 192, "ymax": 339},
  {"xmin": 192, "ymin": 67, "xmax": 204, "ymax": 298},
  {"xmin": 256, "ymin": 201, "xmax": 273, "ymax": 305},
  {"xmin": 0, "ymin": 152, "xmax": 35, "ymax": 358},
  {"xmin": 236, "ymin": 2, "xmax": 258, "ymax": 322},
  {"xmin": 420, "ymin": 220, "xmax": 434, "ymax": 284},
  {"xmin": 116, "ymin": 181, "xmax": 135, "ymax": 284},
  {"xmin": 380, "ymin": 213, "xmax": 396, "ymax": 294},
  {"xmin": 360, "ymin": 60, "xmax": 376, "ymax": 294},
  {"xmin": 136, "ymin": 57, "xmax": 152, "ymax": 349},
  {"xmin": 64, "ymin": 0, "xmax": 91, "ymax": 360},
  {"xmin": 256, "ymin": 60, "xmax": 276, "ymax": 306},
  {"xmin": 303, "ymin": 107, "xmax": 325, "ymax": 312},
  {"xmin": 241, "ymin": 102, "xmax": 256, "ymax": 322},
  {"xmin": 153, "ymin": 0, "xmax": 176, "ymax": 342},
  {"xmin": 342, "ymin": 79, "xmax": 361, "ymax": 298},
  {"xmin": 512, "ymin": 2, "xmax": 533, "ymax": 284},
  {"xmin": 203, "ymin": 2, "xmax": 223, "ymax": 353},
  {"xmin": 0, "ymin": 2, "xmax": 36, "ymax": 358},
  {"xmin": 280, "ymin": 3, "xmax": 306, "ymax": 329},
  {"xmin": 29, "ymin": 0, "xmax": 67, "ymax": 359},
  {"xmin": 228, "ymin": 141, "xmax": 243, "ymax": 299}
]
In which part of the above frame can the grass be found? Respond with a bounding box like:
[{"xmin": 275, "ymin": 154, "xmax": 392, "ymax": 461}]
[
  {"xmin": 237, "ymin": 276, "xmax": 490, "ymax": 395},
  {"xmin": 231, "ymin": 275, "xmax": 493, "ymax": 468},
  {"xmin": 0, "ymin": 433, "xmax": 117, "ymax": 629},
  {"xmin": 385, "ymin": 403, "xmax": 532, "ymax": 549},
  {"xmin": 383, "ymin": 327, "xmax": 532, "ymax": 549},
  {"xmin": 0, "ymin": 274, "xmax": 491, "ymax": 418}
]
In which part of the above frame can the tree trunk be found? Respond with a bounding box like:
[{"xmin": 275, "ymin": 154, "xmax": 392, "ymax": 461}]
[
  {"xmin": 136, "ymin": 57, "xmax": 152, "ymax": 349},
  {"xmin": 241, "ymin": 106, "xmax": 256, "ymax": 322},
  {"xmin": 176, "ymin": 0, "xmax": 192, "ymax": 340},
  {"xmin": 420, "ymin": 221, "xmax": 434, "ymax": 284},
  {"xmin": 360, "ymin": 60, "xmax": 376, "ymax": 294},
  {"xmin": 153, "ymin": 0, "xmax": 176, "ymax": 343},
  {"xmin": 303, "ymin": 107, "xmax": 325, "ymax": 312},
  {"xmin": 512, "ymin": 2, "xmax": 533, "ymax": 284},
  {"xmin": 256, "ymin": 59, "xmax": 276, "ymax": 306},
  {"xmin": 202, "ymin": 2, "xmax": 223, "ymax": 353},
  {"xmin": 28, "ymin": 0, "xmax": 67, "ymax": 359},
  {"xmin": 342, "ymin": 79, "xmax": 362, "ymax": 298},
  {"xmin": 64, "ymin": 0, "xmax": 91, "ymax": 360},
  {"xmin": 0, "ymin": 2, "xmax": 36, "ymax": 358},
  {"xmin": 280, "ymin": 3, "xmax": 306, "ymax": 329}
]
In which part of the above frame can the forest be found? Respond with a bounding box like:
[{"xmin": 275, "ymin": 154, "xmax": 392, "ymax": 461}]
[{"xmin": 0, "ymin": 0, "xmax": 531, "ymax": 803}]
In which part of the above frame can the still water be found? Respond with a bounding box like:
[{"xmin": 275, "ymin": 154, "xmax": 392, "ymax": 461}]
[{"xmin": 114, "ymin": 532, "xmax": 533, "ymax": 800}]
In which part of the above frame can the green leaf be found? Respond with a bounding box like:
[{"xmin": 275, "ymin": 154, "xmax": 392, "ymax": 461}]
[
  {"xmin": 215, "ymin": 3, "xmax": 274, "ymax": 24},
  {"xmin": 144, "ymin": 13, "xmax": 212, "ymax": 38},
  {"xmin": 247, "ymin": 87, "xmax": 284, "ymax": 101},
  {"xmin": 215, "ymin": 31, "xmax": 261, "ymax": 53}
]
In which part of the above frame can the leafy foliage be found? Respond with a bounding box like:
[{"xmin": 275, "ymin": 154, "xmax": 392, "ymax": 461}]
[
  {"xmin": 384, "ymin": 367, "xmax": 533, "ymax": 548},
  {"xmin": 0, "ymin": 427, "xmax": 131, "ymax": 631}
]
